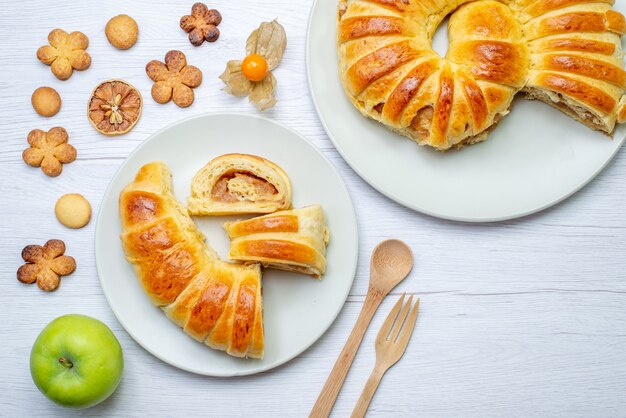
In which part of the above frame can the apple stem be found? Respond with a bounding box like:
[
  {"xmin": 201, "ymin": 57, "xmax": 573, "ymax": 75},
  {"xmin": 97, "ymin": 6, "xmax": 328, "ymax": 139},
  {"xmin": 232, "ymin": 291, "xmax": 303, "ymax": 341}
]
[{"xmin": 58, "ymin": 357, "xmax": 73, "ymax": 369}]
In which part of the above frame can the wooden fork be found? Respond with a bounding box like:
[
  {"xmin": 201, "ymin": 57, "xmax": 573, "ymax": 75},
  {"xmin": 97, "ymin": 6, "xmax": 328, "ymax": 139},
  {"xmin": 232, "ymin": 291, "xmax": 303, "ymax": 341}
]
[{"xmin": 350, "ymin": 294, "xmax": 420, "ymax": 418}]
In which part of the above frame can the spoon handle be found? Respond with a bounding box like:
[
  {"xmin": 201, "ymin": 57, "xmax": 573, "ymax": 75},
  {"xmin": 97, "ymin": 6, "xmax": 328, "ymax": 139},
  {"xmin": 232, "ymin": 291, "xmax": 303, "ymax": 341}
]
[{"xmin": 309, "ymin": 292, "xmax": 383, "ymax": 418}]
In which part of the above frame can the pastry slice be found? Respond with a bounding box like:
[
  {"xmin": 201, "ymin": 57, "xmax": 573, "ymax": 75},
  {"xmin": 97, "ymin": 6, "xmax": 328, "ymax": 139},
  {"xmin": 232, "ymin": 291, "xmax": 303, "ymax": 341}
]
[
  {"xmin": 224, "ymin": 205, "xmax": 330, "ymax": 278},
  {"xmin": 120, "ymin": 161, "xmax": 264, "ymax": 358},
  {"xmin": 187, "ymin": 154, "xmax": 292, "ymax": 216},
  {"xmin": 164, "ymin": 260, "xmax": 264, "ymax": 358},
  {"xmin": 520, "ymin": 4, "xmax": 626, "ymax": 134}
]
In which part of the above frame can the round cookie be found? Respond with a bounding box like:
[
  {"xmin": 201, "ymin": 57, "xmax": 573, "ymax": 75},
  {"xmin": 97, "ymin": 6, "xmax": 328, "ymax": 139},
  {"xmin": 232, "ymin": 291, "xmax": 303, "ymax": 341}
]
[
  {"xmin": 31, "ymin": 87, "xmax": 61, "ymax": 117},
  {"xmin": 55, "ymin": 194, "xmax": 92, "ymax": 229},
  {"xmin": 105, "ymin": 14, "xmax": 138, "ymax": 49}
]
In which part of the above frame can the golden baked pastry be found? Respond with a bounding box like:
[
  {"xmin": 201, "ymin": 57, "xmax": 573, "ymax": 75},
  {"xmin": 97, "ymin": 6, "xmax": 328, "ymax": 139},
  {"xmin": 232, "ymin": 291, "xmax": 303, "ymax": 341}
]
[
  {"xmin": 31, "ymin": 87, "xmax": 61, "ymax": 117},
  {"xmin": 22, "ymin": 127, "xmax": 76, "ymax": 177},
  {"xmin": 119, "ymin": 162, "xmax": 264, "ymax": 358},
  {"xmin": 17, "ymin": 239, "xmax": 76, "ymax": 292},
  {"xmin": 225, "ymin": 205, "xmax": 330, "ymax": 278},
  {"xmin": 516, "ymin": 0, "xmax": 626, "ymax": 133},
  {"xmin": 145, "ymin": 50, "xmax": 202, "ymax": 108},
  {"xmin": 180, "ymin": 2, "xmax": 222, "ymax": 45},
  {"xmin": 337, "ymin": 0, "xmax": 626, "ymax": 149},
  {"xmin": 105, "ymin": 14, "xmax": 139, "ymax": 50},
  {"xmin": 188, "ymin": 154, "xmax": 292, "ymax": 216},
  {"xmin": 37, "ymin": 29, "xmax": 91, "ymax": 80},
  {"xmin": 55, "ymin": 193, "xmax": 91, "ymax": 229},
  {"xmin": 338, "ymin": 0, "xmax": 528, "ymax": 150}
]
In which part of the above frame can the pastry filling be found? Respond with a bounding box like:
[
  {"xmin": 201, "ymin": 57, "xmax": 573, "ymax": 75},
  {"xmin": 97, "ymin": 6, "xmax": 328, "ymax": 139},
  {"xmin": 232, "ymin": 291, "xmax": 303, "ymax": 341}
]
[
  {"xmin": 523, "ymin": 88, "xmax": 608, "ymax": 133},
  {"xmin": 264, "ymin": 262, "xmax": 320, "ymax": 277},
  {"xmin": 211, "ymin": 171, "xmax": 278, "ymax": 202},
  {"xmin": 410, "ymin": 106, "xmax": 434, "ymax": 140},
  {"xmin": 338, "ymin": 2, "xmax": 347, "ymax": 18}
]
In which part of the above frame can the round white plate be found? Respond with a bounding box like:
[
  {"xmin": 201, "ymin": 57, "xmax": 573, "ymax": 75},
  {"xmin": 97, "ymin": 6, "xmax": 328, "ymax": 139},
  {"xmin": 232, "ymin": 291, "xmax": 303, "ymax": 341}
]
[
  {"xmin": 307, "ymin": 0, "xmax": 626, "ymax": 222},
  {"xmin": 95, "ymin": 113, "xmax": 358, "ymax": 376}
]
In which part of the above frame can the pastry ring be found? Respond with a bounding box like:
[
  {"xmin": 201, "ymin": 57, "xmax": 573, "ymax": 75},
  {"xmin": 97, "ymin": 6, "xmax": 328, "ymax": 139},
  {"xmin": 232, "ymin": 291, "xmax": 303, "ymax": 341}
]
[{"xmin": 337, "ymin": 0, "xmax": 626, "ymax": 150}]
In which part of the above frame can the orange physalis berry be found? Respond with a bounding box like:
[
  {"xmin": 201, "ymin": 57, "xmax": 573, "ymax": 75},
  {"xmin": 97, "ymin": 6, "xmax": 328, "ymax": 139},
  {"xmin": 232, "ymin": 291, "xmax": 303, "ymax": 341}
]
[{"xmin": 241, "ymin": 54, "xmax": 269, "ymax": 82}]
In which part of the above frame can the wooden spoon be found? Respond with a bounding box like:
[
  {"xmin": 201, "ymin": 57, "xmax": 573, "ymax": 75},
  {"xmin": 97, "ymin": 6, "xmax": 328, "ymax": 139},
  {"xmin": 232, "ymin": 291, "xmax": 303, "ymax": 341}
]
[{"xmin": 310, "ymin": 239, "xmax": 413, "ymax": 418}]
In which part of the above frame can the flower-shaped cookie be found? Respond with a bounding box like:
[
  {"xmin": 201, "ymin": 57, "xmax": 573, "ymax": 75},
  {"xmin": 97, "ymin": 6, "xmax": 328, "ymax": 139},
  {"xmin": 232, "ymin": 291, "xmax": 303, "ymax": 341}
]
[
  {"xmin": 37, "ymin": 29, "xmax": 91, "ymax": 80},
  {"xmin": 22, "ymin": 127, "xmax": 76, "ymax": 177},
  {"xmin": 219, "ymin": 20, "xmax": 286, "ymax": 110},
  {"xmin": 146, "ymin": 50, "xmax": 202, "ymax": 108},
  {"xmin": 180, "ymin": 2, "xmax": 222, "ymax": 46},
  {"xmin": 17, "ymin": 240, "xmax": 76, "ymax": 291}
]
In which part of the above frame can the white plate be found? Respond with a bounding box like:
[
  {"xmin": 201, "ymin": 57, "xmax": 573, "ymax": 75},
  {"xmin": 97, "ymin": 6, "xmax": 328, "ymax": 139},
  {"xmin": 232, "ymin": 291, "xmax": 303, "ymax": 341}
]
[
  {"xmin": 307, "ymin": 0, "xmax": 626, "ymax": 222},
  {"xmin": 95, "ymin": 113, "xmax": 358, "ymax": 376}
]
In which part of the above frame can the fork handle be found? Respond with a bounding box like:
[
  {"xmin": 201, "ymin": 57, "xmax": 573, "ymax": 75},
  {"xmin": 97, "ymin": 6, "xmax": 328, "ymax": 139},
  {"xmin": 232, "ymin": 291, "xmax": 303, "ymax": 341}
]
[
  {"xmin": 309, "ymin": 293, "xmax": 383, "ymax": 418},
  {"xmin": 351, "ymin": 365, "xmax": 386, "ymax": 418}
]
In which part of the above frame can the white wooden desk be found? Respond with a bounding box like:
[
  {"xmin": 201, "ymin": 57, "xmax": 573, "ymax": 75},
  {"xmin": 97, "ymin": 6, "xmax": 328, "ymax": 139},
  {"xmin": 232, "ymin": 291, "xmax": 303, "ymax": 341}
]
[{"xmin": 1, "ymin": 1, "xmax": 626, "ymax": 416}]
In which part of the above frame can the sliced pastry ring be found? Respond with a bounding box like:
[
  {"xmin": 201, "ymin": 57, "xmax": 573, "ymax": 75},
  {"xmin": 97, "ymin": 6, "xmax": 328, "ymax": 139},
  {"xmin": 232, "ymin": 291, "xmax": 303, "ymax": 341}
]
[
  {"xmin": 224, "ymin": 205, "xmax": 330, "ymax": 278},
  {"xmin": 187, "ymin": 153, "xmax": 292, "ymax": 215}
]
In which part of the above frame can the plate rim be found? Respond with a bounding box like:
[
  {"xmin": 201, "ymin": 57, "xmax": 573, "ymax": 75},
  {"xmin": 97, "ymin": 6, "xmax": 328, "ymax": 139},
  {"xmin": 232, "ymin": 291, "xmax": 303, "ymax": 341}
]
[
  {"xmin": 305, "ymin": 0, "xmax": 625, "ymax": 223},
  {"xmin": 95, "ymin": 112, "xmax": 359, "ymax": 377}
]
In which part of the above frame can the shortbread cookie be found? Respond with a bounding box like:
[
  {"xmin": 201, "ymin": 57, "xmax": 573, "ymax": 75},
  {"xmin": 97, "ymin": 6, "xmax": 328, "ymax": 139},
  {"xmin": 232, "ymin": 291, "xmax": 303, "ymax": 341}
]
[{"xmin": 55, "ymin": 193, "xmax": 91, "ymax": 228}]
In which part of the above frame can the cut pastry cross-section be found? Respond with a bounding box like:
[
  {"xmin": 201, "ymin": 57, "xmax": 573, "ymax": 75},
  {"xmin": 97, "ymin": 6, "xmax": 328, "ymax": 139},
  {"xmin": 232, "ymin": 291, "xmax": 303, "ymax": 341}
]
[
  {"xmin": 188, "ymin": 153, "xmax": 292, "ymax": 215},
  {"xmin": 518, "ymin": 0, "xmax": 626, "ymax": 134},
  {"xmin": 119, "ymin": 161, "xmax": 264, "ymax": 358},
  {"xmin": 225, "ymin": 205, "xmax": 330, "ymax": 278}
]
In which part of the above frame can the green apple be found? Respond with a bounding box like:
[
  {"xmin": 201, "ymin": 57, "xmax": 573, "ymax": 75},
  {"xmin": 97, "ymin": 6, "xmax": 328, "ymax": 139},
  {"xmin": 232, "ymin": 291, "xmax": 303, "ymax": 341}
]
[{"xmin": 30, "ymin": 314, "xmax": 124, "ymax": 409}]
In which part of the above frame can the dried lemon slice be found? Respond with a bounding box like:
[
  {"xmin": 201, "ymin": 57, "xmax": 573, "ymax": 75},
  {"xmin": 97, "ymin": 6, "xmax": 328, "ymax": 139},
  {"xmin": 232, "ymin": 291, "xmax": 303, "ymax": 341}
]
[{"xmin": 87, "ymin": 79, "xmax": 142, "ymax": 136}]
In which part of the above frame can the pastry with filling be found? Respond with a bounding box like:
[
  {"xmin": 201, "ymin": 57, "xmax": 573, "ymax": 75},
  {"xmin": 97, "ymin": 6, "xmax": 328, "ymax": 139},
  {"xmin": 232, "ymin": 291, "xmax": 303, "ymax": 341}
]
[
  {"xmin": 518, "ymin": 3, "xmax": 626, "ymax": 134},
  {"xmin": 188, "ymin": 154, "xmax": 292, "ymax": 216},
  {"xmin": 337, "ymin": 0, "xmax": 626, "ymax": 149},
  {"xmin": 224, "ymin": 205, "xmax": 330, "ymax": 278},
  {"xmin": 119, "ymin": 161, "xmax": 264, "ymax": 358},
  {"xmin": 337, "ymin": 0, "xmax": 529, "ymax": 150}
]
